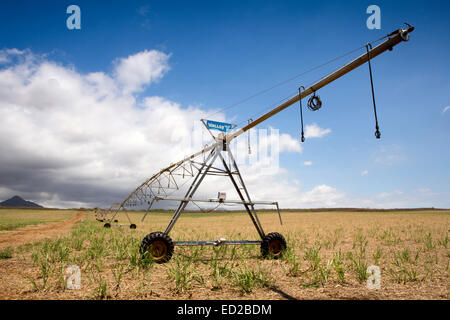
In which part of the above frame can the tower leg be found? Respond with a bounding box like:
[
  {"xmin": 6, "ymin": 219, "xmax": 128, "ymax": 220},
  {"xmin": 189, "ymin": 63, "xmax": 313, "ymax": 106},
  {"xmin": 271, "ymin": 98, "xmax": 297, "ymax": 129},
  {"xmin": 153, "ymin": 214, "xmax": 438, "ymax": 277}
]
[
  {"xmin": 217, "ymin": 150, "xmax": 266, "ymax": 239},
  {"xmin": 164, "ymin": 148, "xmax": 219, "ymax": 234}
]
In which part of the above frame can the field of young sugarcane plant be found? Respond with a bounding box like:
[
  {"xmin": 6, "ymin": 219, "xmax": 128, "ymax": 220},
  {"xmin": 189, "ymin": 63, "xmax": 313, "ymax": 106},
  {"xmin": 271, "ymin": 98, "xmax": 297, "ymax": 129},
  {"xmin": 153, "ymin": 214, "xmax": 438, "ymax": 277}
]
[{"xmin": 0, "ymin": 209, "xmax": 448, "ymax": 299}]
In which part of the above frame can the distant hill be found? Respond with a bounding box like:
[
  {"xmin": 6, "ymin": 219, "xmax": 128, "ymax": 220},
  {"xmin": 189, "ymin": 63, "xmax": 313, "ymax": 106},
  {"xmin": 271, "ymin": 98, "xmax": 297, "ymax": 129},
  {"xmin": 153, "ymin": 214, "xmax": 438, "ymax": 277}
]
[{"xmin": 0, "ymin": 195, "xmax": 43, "ymax": 208}]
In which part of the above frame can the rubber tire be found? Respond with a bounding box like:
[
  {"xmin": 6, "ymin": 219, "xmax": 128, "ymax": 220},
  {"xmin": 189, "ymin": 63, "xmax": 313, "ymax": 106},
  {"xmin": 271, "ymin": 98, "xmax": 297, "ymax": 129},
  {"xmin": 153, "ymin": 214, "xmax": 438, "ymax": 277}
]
[
  {"xmin": 261, "ymin": 232, "xmax": 287, "ymax": 259},
  {"xmin": 140, "ymin": 232, "xmax": 174, "ymax": 264},
  {"xmin": 104, "ymin": 223, "xmax": 111, "ymax": 228},
  {"xmin": 130, "ymin": 224, "xmax": 137, "ymax": 229}
]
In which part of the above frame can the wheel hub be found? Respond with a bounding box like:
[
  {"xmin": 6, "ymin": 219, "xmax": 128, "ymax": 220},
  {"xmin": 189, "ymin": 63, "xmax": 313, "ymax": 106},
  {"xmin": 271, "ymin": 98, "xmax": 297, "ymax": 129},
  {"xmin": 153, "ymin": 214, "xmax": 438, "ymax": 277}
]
[
  {"xmin": 150, "ymin": 240, "xmax": 168, "ymax": 260},
  {"xmin": 268, "ymin": 239, "xmax": 283, "ymax": 256}
]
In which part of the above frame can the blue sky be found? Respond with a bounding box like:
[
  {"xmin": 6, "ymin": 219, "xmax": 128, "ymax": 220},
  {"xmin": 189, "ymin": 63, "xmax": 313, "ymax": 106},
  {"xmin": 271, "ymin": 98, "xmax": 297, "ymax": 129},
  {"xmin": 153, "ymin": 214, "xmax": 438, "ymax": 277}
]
[{"xmin": 0, "ymin": 0, "xmax": 449, "ymax": 208}]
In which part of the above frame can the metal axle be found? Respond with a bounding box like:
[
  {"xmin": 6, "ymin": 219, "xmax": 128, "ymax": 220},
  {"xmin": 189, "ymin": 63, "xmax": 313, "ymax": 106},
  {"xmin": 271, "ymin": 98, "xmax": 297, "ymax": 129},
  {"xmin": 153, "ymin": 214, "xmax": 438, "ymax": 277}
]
[{"xmin": 174, "ymin": 240, "xmax": 262, "ymax": 246}]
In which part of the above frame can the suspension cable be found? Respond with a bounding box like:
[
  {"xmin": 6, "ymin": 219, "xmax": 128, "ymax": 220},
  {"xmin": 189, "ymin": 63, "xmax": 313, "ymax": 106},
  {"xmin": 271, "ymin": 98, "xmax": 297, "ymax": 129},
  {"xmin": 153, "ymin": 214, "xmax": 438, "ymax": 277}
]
[
  {"xmin": 204, "ymin": 36, "xmax": 386, "ymax": 121},
  {"xmin": 191, "ymin": 201, "xmax": 222, "ymax": 213}
]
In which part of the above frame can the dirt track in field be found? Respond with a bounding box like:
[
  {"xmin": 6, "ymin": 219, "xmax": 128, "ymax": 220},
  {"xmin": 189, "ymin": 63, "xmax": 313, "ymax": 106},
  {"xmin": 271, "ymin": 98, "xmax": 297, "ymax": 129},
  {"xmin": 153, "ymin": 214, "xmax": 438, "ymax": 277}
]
[{"xmin": 0, "ymin": 211, "xmax": 85, "ymax": 249}]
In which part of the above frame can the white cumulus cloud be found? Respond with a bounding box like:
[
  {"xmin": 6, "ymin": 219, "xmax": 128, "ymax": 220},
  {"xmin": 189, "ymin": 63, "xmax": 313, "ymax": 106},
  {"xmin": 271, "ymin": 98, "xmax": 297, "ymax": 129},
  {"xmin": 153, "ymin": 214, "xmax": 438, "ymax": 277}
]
[
  {"xmin": 0, "ymin": 48, "xmax": 308, "ymax": 208},
  {"xmin": 113, "ymin": 50, "xmax": 170, "ymax": 94},
  {"xmin": 305, "ymin": 123, "xmax": 331, "ymax": 138},
  {"xmin": 0, "ymin": 48, "xmax": 206, "ymax": 207}
]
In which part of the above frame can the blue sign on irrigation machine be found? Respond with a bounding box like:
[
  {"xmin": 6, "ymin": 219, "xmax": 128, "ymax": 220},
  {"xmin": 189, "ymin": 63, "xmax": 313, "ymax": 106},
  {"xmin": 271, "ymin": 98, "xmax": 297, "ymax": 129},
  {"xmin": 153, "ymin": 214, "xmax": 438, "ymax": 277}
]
[{"xmin": 205, "ymin": 120, "xmax": 234, "ymax": 132}]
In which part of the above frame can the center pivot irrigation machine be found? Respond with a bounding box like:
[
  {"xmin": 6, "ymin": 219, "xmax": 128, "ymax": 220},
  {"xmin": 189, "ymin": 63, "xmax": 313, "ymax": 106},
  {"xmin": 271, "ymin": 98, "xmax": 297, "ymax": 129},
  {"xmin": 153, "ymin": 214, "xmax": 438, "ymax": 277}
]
[{"xmin": 101, "ymin": 24, "xmax": 414, "ymax": 263}]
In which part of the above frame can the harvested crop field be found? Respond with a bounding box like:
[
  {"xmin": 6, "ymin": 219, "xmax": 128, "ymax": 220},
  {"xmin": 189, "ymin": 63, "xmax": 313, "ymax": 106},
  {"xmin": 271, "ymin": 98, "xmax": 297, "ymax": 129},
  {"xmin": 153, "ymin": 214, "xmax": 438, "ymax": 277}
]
[
  {"xmin": 0, "ymin": 209, "xmax": 79, "ymax": 232},
  {"xmin": 0, "ymin": 209, "xmax": 448, "ymax": 300}
]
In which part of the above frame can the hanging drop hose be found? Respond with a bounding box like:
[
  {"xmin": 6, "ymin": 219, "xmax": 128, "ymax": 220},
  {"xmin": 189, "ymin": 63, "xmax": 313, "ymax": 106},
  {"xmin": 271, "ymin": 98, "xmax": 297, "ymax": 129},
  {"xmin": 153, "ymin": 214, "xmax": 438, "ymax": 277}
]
[
  {"xmin": 298, "ymin": 86, "xmax": 306, "ymax": 142},
  {"xmin": 299, "ymin": 45, "xmax": 380, "ymax": 142},
  {"xmin": 299, "ymin": 87, "xmax": 322, "ymax": 142},
  {"xmin": 366, "ymin": 43, "xmax": 381, "ymax": 139}
]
